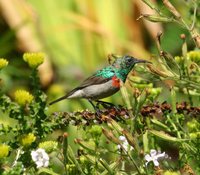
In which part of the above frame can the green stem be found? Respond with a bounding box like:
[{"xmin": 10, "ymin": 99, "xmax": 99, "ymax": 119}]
[
  {"xmin": 63, "ymin": 134, "xmax": 68, "ymax": 175},
  {"xmin": 170, "ymin": 87, "xmax": 177, "ymax": 114},
  {"xmin": 166, "ymin": 115, "xmax": 181, "ymax": 139},
  {"xmin": 122, "ymin": 147, "xmax": 142, "ymax": 175}
]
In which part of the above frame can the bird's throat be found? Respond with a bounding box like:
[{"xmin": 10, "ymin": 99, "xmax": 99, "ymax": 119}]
[{"xmin": 115, "ymin": 69, "xmax": 130, "ymax": 83}]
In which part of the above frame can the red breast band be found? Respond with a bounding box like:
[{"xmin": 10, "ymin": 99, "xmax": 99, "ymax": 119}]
[{"xmin": 112, "ymin": 76, "xmax": 120, "ymax": 88}]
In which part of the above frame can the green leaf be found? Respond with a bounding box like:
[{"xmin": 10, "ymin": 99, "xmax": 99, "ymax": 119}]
[
  {"xmin": 101, "ymin": 161, "xmax": 119, "ymax": 175},
  {"xmin": 151, "ymin": 119, "xmax": 171, "ymax": 132},
  {"xmin": 37, "ymin": 168, "xmax": 59, "ymax": 175},
  {"xmin": 99, "ymin": 158, "xmax": 115, "ymax": 175},
  {"xmin": 74, "ymin": 138, "xmax": 96, "ymax": 152},
  {"xmin": 149, "ymin": 130, "xmax": 187, "ymax": 142},
  {"xmin": 143, "ymin": 131, "xmax": 149, "ymax": 153},
  {"xmin": 84, "ymin": 155, "xmax": 105, "ymax": 170},
  {"xmin": 68, "ymin": 145, "xmax": 85, "ymax": 174}
]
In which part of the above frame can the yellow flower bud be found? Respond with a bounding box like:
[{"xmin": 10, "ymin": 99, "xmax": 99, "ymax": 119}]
[
  {"xmin": 187, "ymin": 50, "xmax": 200, "ymax": 64},
  {"xmin": 190, "ymin": 132, "xmax": 200, "ymax": 139},
  {"xmin": 133, "ymin": 83, "xmax": 153, "ymax": 89},
  {"xmin": 23, "ymin": 52, "xmax": 45, "ymax": 68},
  {"xmin": 0, "ymin": 144, "xmax": 9, "ymax": 158},
  {"xmin": 20, "ymin": 133, "xmax": 36, "ymax": 146},
  {"xmin": 148, "ymin": 88, "xmax": 162, "ymax": 96},
  {"xmin": 0, "ymin": 58, "xmax": 8, "ymax": 69},
  {"xmin": 39, "ymin": 141, "xmax": 58, "ymax": 152},
  {"xmin": 14, "ymin": 90, "xmax": 34, "ymax": 106},
  {"xmin": 79, "ymin": 155, "xmax": 87, "ymax": 164},
  {"xmin": 66, "ymin": 164, "xmax": 76, "ymax": 173},
  {"xmin": 187, "ymin": 119, "xmax": 199, "ymax": 133},
  {"xmin": 174, "ymin": 56, "xmax": 182, "ymax": 63}
]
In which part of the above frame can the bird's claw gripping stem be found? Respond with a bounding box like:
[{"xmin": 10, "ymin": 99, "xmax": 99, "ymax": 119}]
[{"xmin": 96, "ymin": 100, "xmax": 122, "ymax": 112}]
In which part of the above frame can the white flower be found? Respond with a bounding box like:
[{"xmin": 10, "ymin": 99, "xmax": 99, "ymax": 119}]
[
  {"xmin": 31, "ymin": 148, "xmax": 49, "ymax": 168},
  {"xmin": 117, "ymin": 136, "xmax": 133, "ymax": 151},
  {"xmin": 144, "ymin": 149, "xmax": 166, "ymax": 167}
]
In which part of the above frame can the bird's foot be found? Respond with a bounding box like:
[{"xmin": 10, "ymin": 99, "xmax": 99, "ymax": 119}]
[
  {"xmin": 88, "ymin": 99, "xmax": 124, "ymax": 118},
  {"xmin": 96, "ymin": 100, "xmax": 123, "ymax": 112},
  {"xmin": 95, "ymin": 109, "xmax": 103, "ymax": 118},
  {"xmin": 96, "ymin": 100, "xmax": 114, "ymax": 108},
  {"xmin": 112, "ymin": 104, "xmax": 123, "ymax": 112}
]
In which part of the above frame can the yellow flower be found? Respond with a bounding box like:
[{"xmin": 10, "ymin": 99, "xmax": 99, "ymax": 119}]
[
  {"xmin": 66, "ymin": 164, "xmax": 76, "ymax": 173},
  {"xmin": 187, "ymin": 119, "xmax": 199, "ymax": 133},
  {"xmin": 0, "ymin": 144, "xmax": 9, "ymax": 158},
  {"xmin": 148, "ymin": 87, "xmax": 162, "ymax": 97},
  {"xmin": 20, "ymin": 133, "xmax": 36, "ymax": 146},
  {"xmin": 187, "ymin": 50, "xmax": 200, "ymax": 64},
  {"xmin": 190, "ymin": 132, "xmax": 200, "ymax": 139},
  {"xmin": 79, "ymin": 155, "xmax": 87, "ymax": 164},
  {"xmin": 14, "ymin": 90, "xmax": 34, "ymax": 106},
  {"xmin": 0, "ymin": 58, "xmax": 8, "ymax": 69},
  {"xmin": 23, "ymin": 52, "xmax": 45, "ymax": 68},
  {"xmin": 39, "ymin": 141, "xmax": 58, "ymax": 152},
  {"xmin": 174, "ymin": 56, "xmax": 182, "ymax": 63}
]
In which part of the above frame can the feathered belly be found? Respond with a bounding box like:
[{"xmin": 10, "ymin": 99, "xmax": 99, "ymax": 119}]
[{"xmin": 82, "ymin": 80, "xmax": 120, "ymax": 100}]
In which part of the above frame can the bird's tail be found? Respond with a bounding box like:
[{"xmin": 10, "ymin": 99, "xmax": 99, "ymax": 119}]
[{"xmin": 49, "ymin": 95, "xmax": 69, "ymax": 106}]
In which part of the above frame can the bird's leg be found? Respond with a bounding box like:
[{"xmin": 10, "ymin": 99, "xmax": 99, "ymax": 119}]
[
  {"xmin": 96, "ymin": 100, "xmax": 114, "ymax": 108},
  {"xmin": 96, "ymin": 100, "xmax": 122, "ymax": 111},
  {"xmin": 88, "ymin": 99, "xmax": 102, "ymax": 117}
]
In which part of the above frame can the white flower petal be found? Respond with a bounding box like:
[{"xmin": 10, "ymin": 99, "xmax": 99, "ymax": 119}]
[
  {"xmin": 31, "ymin": 151, "xmax": 38, "ymax": 161},
  {"xmin": 43, "ymin": 153, "xmax": 49, "ymax": 160},
  {"xmin": 150, "ymin": 149, "xmax": 157, "ymax": 156},
  {"xmin": 44, "ymin": 160, "xmax": 49, "ymax": 167},
  {"xmin": 156, "ymin": 152, "xmax": 165, "ymax": 159},
  {"xmin": 119, "ymin": 136, "xmax": 126, "ymax": 141},
  {"xmin": 31, "ymin": 148, "xmax": 49, "ymax": 168},
  {"xmin": 117, "ymin": 145, "xmax": 121, "ymax": 150},
  {"xmin": 153, "ymin": 160, "xmax": 159, "ymax": 166},
  {"xmin": 144, "ymin": 154, "xmax": 152, "ymax": 162},
  {"xmin": 145, "ymin": 149, "xmax": 167, "ymax": 167},
  {"xmin": 36, "ymin": 161, "xmax": 43, "ymax": 168}
]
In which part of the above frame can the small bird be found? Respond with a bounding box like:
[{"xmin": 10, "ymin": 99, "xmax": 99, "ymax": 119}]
[{"xmin": 49, "ymin": 55, "xmax": 150, "ymax": 111}]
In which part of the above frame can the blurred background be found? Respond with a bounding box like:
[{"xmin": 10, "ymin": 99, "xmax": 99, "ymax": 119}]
[{"xmin": 0, "ymin": 0, "xmax": 196, "ymax": 111}]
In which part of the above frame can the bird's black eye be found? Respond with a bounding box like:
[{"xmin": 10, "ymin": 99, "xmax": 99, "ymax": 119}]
[{"xmin": 126, "ymin": 57, "xmax": 133, "ymax": 63}]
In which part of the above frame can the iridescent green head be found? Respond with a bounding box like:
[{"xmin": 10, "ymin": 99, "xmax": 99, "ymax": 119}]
[{"xmin": 113, "ymin": 55, "xmax": 150, "ymax": 82}]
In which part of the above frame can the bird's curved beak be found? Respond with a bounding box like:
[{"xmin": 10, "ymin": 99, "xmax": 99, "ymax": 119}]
[{"xmin": 134, "ymin": 58, "xmax": 152, "ymax": 64}]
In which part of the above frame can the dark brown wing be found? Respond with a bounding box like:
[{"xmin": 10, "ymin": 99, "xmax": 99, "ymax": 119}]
[
  {"xmin": 49, "ymin": 74, "xmax": 112, "ymax": 105},
  {"xmin": 78, "ymin": 75, "xmax": 111, "ymax": 88}
]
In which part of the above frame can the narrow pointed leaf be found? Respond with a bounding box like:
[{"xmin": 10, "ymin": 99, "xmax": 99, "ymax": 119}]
[
  {"xmin": 139, "ymin": 14, "xmax": 174, "ymax": 23},
  {"xmin": 149, "ymin": 130, "xmax": 187, "ymax": 142},
  {"xmin": 99, "ymin": 158, "xmax": 115, "ymax": 175},
  {"xmin": 108, "ymin": 119, "xmax": 123, "ymax": 133},
  {"xmin": 101, "ymin": 161, "xmax": 119, "ymax": 175},
  {"xmin": 143, "ymin": 131, "xmax": 149, "ymax": 153},
  {"xmin": 68, "ymin": 145, "xmax": 84, "ymax": 174},
  {"xmin": 84, "ymin": 155, "xmax": 105, "ymax": 170},
  {"xmin": 151, "ymin": 119, "xmax": 171, "ymax": 132},
  {"xmin": 102, "ymin": 128, "xmax": 120, "ymax": 144},
  {"xmin": 37, "ymin": 168, "xmax": 59, "ymax": 175},
  {"xmin": 122, "ymin": 130, "xmax": 139, "ymax": 152},
  {"xmin": 74, "ymin": 139, "xmax": 95, "ymax": 152}
]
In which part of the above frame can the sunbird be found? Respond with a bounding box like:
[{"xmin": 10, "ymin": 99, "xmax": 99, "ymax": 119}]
[{"xmin": 50, "ymin": 55, "xmax": 150, "ymax": 112}]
